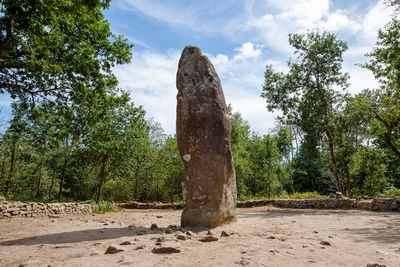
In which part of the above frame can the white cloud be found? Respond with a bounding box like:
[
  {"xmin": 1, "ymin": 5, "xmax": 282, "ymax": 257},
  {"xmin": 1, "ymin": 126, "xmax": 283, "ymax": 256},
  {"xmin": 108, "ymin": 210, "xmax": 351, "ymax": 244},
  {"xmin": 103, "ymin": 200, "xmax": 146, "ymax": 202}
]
[
  {"xmin": 112, "ymin": 0, "xmax": 396, "ymax": 135},
  {"xmin": 114, "ymin": 49, "xmax": 180, "ymax": 134},
  {"xmin": 233, "ymin": 42, "xmax": 263, "ymax": 61},
  {"xmin": 361, "ymin": 0, "xmax": 395, "ymax": 42},
  {"xmin": 114, "ymin": 42, "xmax": 277, "ymax": 135}
]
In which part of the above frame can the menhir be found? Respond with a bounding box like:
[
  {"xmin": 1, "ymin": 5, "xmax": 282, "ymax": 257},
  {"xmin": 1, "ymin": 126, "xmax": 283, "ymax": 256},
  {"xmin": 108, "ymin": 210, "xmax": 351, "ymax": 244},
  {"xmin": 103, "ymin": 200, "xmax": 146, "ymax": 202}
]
[{"xmin": 176, "ymin": 45, "xmax": 237, "ymax": 227}]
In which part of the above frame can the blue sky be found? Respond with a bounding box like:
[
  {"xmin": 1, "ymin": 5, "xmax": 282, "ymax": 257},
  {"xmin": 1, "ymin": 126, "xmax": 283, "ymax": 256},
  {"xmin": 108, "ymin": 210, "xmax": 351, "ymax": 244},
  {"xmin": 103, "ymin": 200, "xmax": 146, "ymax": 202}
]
[{"xmin": 0, "ymin": 0, "xmax": 395, "ymax": 134}]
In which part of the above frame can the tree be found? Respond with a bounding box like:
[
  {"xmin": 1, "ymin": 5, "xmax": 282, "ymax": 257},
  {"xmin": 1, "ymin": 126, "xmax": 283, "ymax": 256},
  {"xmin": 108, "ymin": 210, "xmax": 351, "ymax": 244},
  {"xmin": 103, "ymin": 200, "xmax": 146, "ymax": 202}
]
[
  {"xmin": 362, "ymin": 18, "xmax": 400, "ymax": 163},
  {"xmin": 0, "ymin": 0, "xmax": 132, "ymax": 105},
  {"xmin": 262, "ymin": 31, "xmax": 349, "ymax": 192}
]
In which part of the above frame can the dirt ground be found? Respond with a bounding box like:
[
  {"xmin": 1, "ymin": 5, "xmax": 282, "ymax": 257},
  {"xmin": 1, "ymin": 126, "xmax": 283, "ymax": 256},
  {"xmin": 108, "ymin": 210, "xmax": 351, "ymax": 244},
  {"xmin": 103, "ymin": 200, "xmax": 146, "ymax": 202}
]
[{"xmin": 0, "ymin": 206, "xmax": 399, "ymax": 267}]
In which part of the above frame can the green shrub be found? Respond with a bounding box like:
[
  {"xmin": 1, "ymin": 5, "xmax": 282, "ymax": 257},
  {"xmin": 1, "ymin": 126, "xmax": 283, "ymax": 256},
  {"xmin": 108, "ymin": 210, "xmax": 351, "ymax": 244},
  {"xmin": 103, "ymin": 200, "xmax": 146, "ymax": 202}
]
[
  {"xmin": 93, "ymin": 200, "xmax": 116, "ymax": 214},
  {"xmin": 383, "ymin": 186, "xmax": 400, "ymax": 198}
]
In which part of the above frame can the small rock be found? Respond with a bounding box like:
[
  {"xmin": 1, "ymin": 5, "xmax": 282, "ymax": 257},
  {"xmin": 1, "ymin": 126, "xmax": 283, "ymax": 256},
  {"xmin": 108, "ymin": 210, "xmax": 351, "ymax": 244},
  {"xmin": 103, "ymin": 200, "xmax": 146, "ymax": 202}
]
[
  {"xmin": 157, "ymin": 237, "xmax": 166, "ymax": 243},
  {"xmin": 235, "ymin": 258, "xmax": 251, "ymax": 266},
  {"xmin": 168, "ymin": 224, "xmax": 178, "ymax": 229},
  {"xmin": 150, "ymin": 223, "xmax": 159, "ymax": 230},
  {"xmin": 177, "ymin": 234, "xmax": 190, "ymax": 240},
  {"xmin": 313, "ymin": 231, "xmax": 318, "ymax": 234},
  {"xmin": 186, "ymin": 231, "xmax": 195, "ymax": 236},
  {"xmin": 266, "ymin": 235, "xmax": 276, "ymax": 239},
  {"xmin": 165, "ymin": 229, "xmax": 174, "ymax": 234},
  {"xmin": 335, "ymin": 192, "xmax": 343, "ymax": 199},
  {"xmin": 49, "ymin": 215, "xmax": 60, "ymax": 219},
  {"xmin": 207, "ymin": 230, "xmax": 216, "ymax": 236},
  {"xmin": 134, "ymin": 245, "xmax": 146, "ymax": 250},
  {"xmin": 119, "ymin": 241, "xmax": 133, "ymax": 246},
  {"xmin": 220, "ymin": 231, "xmax": 230, "ymax": 237},
  {"xmin": 320, "ymin": 241, "xmax": 331, "ymax": 246},
  {"xmin": 137, "ymin": 230, "xmax": 146, "ymax": 235},
  {"xmin": 152, "ymin": 242, "xmax": 181, "ymax": 254},
  {"xmin": 156, "ymin": 215, "xmax": 163, "ymax": 218},
  {"xmin": 105, "ymin": 245, "xmax": 125, "ymax": 254},
  {"xmin": 367, "ymin": 264, "xmax": 386, "ymax": 267},
  {"xmin": 199, "ymin": 235, "xmax": 218, "ymax": 242}
]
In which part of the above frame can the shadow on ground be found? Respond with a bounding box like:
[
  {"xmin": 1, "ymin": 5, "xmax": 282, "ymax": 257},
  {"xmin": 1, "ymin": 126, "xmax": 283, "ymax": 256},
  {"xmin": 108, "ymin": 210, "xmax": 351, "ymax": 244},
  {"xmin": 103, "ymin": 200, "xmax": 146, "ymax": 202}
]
[
  {"xmin": 237, "ymin": 209, "xmax": 400, "ymax": 245},
  {"xmin": 0, "ymin": 224, "xmax": 151, "ymax": 246}
]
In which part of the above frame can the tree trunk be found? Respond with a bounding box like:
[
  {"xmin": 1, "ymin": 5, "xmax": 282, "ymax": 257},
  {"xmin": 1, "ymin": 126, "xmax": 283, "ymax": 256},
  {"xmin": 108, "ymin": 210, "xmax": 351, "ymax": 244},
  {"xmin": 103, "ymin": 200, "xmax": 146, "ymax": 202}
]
[
  {"xmin": 58, "ymin": 159, "xmax": 67, "ymax": 201},
  {"xmin": 344, "ymin": 164, "xmax": 351, "ymax": 198},
  {"xmin": 376, "ymin": 115, "xmax": 400, "ymax": 163},
  {"xmin": 36, "ymin": 163, "xmax": 43, "ymax": 198},
  {"xmin": 49, "ymin": 169, "xmax": 56, "ymax": 198},
  {"xmin": 0, "ymin": 146, "xmax": 8, "ymax": 186},
  {"xmin": 5, "ymin": 142, "xmax": 18, "ymax": 196},
  {"xmin": 96, "ymin": 156, "xmax": 108, "ymax": 203},
  {"xmin": 326, "ymin": 130, "xmax": 342, "ymax": 192}
]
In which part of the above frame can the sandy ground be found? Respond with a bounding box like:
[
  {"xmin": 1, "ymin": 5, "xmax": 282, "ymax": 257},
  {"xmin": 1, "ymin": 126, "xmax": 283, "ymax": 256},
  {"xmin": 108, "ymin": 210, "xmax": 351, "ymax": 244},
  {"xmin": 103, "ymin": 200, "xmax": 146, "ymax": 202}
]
[{"xmin": 0, "ymin": 207, "xmax": 399, "ymax": 267}]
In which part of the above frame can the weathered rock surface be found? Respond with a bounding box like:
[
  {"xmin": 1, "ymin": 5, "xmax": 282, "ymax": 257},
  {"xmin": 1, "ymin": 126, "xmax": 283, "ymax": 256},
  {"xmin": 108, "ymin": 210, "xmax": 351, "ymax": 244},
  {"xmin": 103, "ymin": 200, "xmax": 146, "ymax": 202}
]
[{"xmin": 176, "ymin": 45, "xmax": 237, "ymax": 227}]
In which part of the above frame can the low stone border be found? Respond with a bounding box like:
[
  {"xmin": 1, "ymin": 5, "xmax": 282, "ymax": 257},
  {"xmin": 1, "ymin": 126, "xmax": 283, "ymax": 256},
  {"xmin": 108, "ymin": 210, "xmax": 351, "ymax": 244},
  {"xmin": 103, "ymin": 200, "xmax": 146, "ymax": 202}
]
[
  {"xmin": 2, "ymin": 196, "xmax": 398, "ymax": 219},
  {"xmin": 239, "ymin": 198, "xmax": 400, "ymax": 212},
  {"xmin": 119, "ymin": 198, "xmax": 400, "ymax": 212},
  {"xmin": 0, "ymin": 197, "xmax": 93, "ymax": 219}
]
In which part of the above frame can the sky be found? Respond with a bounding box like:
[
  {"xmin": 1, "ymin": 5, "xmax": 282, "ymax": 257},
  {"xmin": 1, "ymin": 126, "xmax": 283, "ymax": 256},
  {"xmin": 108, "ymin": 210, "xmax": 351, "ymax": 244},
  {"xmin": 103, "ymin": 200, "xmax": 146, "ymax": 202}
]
[{"xmin": 0, "ymin": 0, "xmax": 396, "ymax": 134}]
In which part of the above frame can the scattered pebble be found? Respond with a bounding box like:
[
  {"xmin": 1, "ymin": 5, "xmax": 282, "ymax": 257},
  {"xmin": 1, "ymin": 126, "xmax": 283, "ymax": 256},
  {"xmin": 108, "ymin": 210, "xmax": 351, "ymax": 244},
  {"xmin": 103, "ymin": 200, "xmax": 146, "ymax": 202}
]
[
  {"xmin": 320, "ymin": 241, "xmax": 331, "ymax": 246},
  {"xmin": 200, "ymin": 235, "xmax": 219, "ymax": 242},
  {"xmin": 220, "ymin": 231, "xmax": 230, "ymax": 237},
  {"xmin": 177, "ymin": 234, "xmax": 190, "ymax": 240},
  {"xmin": 135, "ymin": 245, "xmax": 146, "ymax": 250},
  {"xmin": 207, "ymin": 230, "xmax": 216, "ymax": 236},
  {"xmin": 165, "ymin": 229, "xmax": 173, "ymax": 234},
  {"xmin": 150, "ymin": 223, "xmax": 158, "ymax": 230},
  {"xmin": 119, "ymin": 241, "xmax": 133, "ymax": 246},
  {"xmin": 105, "ymin": 245, "xmax": 125, "ymax": 254},
  {"xmin": 152, "ymin": 242, "xmax": 181, "ymax": 254},
  {"xmin": 185, "ymin": 231, "xmax": 194, "ymax": 236}
]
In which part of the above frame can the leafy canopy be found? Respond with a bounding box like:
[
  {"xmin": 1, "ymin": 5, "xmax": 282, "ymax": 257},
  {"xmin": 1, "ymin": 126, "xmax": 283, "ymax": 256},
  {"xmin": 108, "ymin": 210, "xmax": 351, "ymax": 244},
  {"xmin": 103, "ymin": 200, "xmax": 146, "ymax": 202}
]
[{"xmin": 0, "ymin": 0, "xmax": 132, "ymax": 104}]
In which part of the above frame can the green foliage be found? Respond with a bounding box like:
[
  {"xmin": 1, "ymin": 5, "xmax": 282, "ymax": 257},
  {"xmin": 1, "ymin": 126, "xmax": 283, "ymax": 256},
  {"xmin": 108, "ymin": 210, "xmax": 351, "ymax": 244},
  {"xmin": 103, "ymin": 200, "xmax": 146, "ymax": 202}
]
[
  {"xmin": 282, "ymin": 191, "xmax": 329, "ymax": 199},
  {"xmin": 383, "ymin": 186, "xmax": 400, "ymax": 198},
  {"xmin": 262, "ymin": 31, "xmax": 350, "ymax": 192},
  {"xmin": 93, "ymin": 200, "xmax": 116, "ymax": 214},
  {"xmin": 0, "ymin": 0, "xmax": 132, "ymax": 105},
  {"xmin": 350, "ymin": 146, "xmax": 388, "ymax": 196}
]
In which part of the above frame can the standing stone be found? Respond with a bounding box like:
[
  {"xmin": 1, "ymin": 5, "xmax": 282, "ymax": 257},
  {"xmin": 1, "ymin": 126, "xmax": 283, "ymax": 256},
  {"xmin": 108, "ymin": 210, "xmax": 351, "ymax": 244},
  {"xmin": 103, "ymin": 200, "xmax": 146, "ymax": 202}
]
[{"xmin": 176, "ymin": 45, "xmax": 237, "ymax": 227}]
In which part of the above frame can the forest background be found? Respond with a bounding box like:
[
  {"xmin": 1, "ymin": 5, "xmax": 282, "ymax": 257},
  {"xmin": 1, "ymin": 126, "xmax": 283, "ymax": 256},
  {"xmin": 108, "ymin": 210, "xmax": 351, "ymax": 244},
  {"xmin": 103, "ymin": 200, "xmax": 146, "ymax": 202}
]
[{"xmin": 0, "ymin": 0, "xmax": 399, "ymax": 204}]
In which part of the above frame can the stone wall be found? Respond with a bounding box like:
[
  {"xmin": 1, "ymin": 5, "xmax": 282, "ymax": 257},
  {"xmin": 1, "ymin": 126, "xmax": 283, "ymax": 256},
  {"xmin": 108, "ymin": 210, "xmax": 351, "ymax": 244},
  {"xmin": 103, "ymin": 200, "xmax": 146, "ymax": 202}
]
[
  {"xmin": 2, "ymin": 197, "xmax": 399, "ymax": 219},
  {"xmin": 119, "ymin": 198, "xmax": 400, "ymax": 212},
  {"xmin": 239, "ymin": 198, "xmax": 400, "ymax": 211},
  {"xmin": 0, "ymin": 197, "xmax": 93, "ymax": 219}
]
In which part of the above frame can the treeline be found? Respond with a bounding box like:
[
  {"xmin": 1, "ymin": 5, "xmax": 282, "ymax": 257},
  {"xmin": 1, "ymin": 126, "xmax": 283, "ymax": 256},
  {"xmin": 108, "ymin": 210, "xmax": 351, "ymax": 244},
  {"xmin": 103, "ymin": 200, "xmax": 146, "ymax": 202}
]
[
  {"xmin": 0, "ymin": 1, "xmax": 399, "ymax": 203},
  {"xmin": 0, "ymin": 91, "xmax": 185, "ymax": 202}
]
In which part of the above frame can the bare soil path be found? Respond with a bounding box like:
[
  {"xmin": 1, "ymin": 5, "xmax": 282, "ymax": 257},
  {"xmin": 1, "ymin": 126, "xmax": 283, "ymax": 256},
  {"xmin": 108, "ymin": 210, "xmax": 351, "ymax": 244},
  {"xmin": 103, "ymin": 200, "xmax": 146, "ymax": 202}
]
[{"xmin": 0, "ymin": 206, "xmax": 399, "ymax": 266}]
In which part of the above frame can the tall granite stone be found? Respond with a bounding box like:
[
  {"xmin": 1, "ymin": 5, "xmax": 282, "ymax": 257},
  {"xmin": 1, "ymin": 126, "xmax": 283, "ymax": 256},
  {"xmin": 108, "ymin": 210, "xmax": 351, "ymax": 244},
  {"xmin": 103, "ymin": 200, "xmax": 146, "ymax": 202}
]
[{"xmin": 176, "ymin": 45, "xmax": 237, "ymax": 227}]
